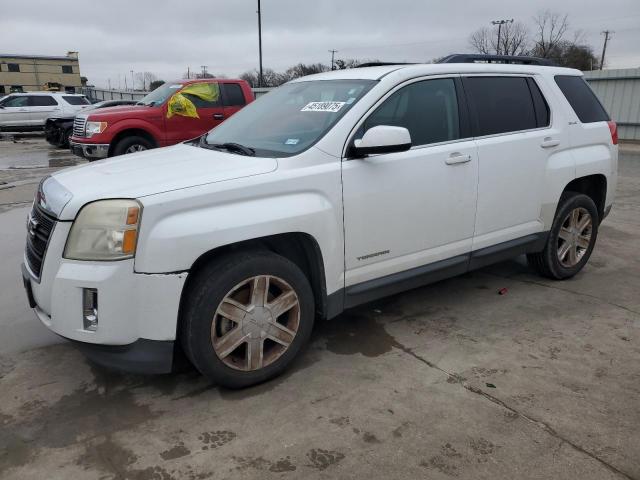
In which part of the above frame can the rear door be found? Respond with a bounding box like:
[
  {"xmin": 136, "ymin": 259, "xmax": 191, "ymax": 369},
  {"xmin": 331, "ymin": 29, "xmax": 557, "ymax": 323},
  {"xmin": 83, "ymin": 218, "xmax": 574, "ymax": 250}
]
[
  {"xmin": 221, "ymin": 82, "xmax": 248, "ymax": 119},
  {"xmin": 0, "ymin": 95, "xmax": 31, "ymax": 127},
  {"xmin": 462, "ymin": 75, "xmax": 562, "ymax": 250},
  {"xmin": 28, "ymin": 95, "xmax": 61, "ymax": 125}
]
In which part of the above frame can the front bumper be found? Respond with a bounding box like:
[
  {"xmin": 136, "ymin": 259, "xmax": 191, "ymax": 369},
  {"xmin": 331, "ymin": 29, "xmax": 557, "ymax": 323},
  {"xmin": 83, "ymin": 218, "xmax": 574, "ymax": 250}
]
[
  {"xmin": 22, "ymin": 260, "xmax": 184, "ymax": 374},
  {"xmin": 70, "ymin": 141, "xmax": 109, "ymax": 160},
  {"xmin": 21, "ymin": 220, "xmax": 188, "ymax": 374},
  {"xmin": 71, "ymin": 337, "xmax": 175, "ymax": 374}
]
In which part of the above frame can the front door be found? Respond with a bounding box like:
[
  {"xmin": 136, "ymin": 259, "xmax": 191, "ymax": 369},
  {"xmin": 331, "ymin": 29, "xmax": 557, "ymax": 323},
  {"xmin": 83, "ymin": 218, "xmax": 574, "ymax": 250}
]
[
  {"xmin": 0, "ymin": 95, "xmax": 31, "ymax": 127},
  {"xmin": 342, "ymin": 77, "xmax": 478, "ymax": 290},
  {"xmin": 164, "ymin": 82, "xmax": 226, "ymax": 144}
]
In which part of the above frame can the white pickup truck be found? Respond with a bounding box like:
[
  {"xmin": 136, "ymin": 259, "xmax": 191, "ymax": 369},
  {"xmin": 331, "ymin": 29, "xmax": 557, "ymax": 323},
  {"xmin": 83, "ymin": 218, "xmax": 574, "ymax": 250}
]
[{"xmin": 22, "ymin": 60, "xmax": 617, "ymax": 388}]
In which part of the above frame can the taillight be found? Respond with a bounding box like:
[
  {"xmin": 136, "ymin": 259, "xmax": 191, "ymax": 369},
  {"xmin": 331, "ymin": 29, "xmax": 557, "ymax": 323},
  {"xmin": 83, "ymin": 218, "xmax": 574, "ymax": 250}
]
[{"xmin": 607, "ymin": 121, "xmax": 618, "ymax": 145}]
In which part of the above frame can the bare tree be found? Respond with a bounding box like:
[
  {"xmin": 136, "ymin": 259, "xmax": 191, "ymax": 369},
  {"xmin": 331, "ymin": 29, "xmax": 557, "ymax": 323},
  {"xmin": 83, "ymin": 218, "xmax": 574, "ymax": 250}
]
[
  {"xmin": 497, "ymin": 21, "xmax": 529, "ymax": 55},
  {"xmin": 469, "ymin": 27, "xmax": 493, "ymax": 54},
  {"xmin": 284, "ymin": 63, "xmax": 328, "ymax": 80},
  {"xmin": 135, "ymin": 71, "xmax": 158, "ymax": 91},
  {"xmin": 531, "ymin": 10, "xmax": 569, "ymax": 58},
  {"xmin": 469, "ymin": 22, "xmax": 529, "ymax": 55}
]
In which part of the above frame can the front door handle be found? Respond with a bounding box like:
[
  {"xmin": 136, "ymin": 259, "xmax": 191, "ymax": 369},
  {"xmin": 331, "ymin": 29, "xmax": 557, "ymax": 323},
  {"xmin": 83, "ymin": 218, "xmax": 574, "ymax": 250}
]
[
  {"xmin": 213, "ymin": 113, "xmax": 224, "ymax": 120},
  {"xmin": 541, "ymin": 137, "xmax": 560, "ymax": 148},
  {"xmin": 445, "ymin": 152, "xmax": 472, "ymax": 165}
]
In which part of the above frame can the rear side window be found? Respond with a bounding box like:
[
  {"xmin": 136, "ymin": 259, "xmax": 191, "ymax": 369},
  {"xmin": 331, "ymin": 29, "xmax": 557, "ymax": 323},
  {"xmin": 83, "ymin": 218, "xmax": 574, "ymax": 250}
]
[
  {"xmin": 526, "ymin": 78, "xmax": 550, "ymax": 127},
  {"xmin": 464, "ymin": 76, "xmax": 537, "ymax": 136},
  {"xmin": 222, "ymin": 83, "xmax": 246, "ymax": 106},
  {"xmin": 63, "ymin": 95, "xmax": 90, "ymax": 105},
  {"xmin": 29, "ymin": 96, "xmax": 58, "ymax": 106},
  {"xmin": 554, "ymin": 75, "xmax": 609, "ymax": 123}
]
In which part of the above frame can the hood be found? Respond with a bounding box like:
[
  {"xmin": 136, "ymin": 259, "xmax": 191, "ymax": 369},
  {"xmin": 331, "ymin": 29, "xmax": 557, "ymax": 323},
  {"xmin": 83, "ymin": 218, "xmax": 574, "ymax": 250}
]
[
  {"xmin": 84, "ymin": 104, "xmax": 161, "ymax": 120},
  {"xmin": 46, "ymin": 143, "xmax": 278, "ymax": 220}
]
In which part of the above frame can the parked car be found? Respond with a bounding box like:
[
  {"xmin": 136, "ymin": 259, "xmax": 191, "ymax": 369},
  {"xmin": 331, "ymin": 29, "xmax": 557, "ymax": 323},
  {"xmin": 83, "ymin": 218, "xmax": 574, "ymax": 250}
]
[
  {"xmin": 0, "ymin": 92, "xmax": 90, "ymax": 131},
  {"xmin": 69, "ymin": 79, "xmax": 254, "ymax": 160},
  {"xmin": 23, "ymin": 60, "xmax": 617, "ymax": 388},
  {"xmin": 44, "ymin": 100, "xmax": 138, "ymax": 148}
]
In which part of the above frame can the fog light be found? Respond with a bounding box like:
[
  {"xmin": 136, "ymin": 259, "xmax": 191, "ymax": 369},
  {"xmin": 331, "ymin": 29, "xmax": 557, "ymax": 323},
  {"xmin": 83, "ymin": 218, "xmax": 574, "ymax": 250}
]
[{"xmin": 82, "ymin": 288, "xmax": 98, "ymax": 331}]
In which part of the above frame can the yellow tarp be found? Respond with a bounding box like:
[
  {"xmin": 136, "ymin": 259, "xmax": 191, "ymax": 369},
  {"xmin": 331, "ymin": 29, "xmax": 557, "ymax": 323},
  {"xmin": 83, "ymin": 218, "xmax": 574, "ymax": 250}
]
[{"xmin": 166, "ymin": 83, "xmax": 220, "ymax": 119}]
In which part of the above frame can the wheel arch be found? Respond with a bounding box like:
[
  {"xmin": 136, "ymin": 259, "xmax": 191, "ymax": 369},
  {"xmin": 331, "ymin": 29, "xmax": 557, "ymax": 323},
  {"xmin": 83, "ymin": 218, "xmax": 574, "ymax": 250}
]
[
  {"xmin": 562, "ymin": 174, "xmax": 607, "ymax": 221},
  {"xmin": 108, "ymin": 128, "xmax": 159, "ymax": 156},
  {"xmin": 177, "ymin": 232, "xmax": 330, "ymax": 330}
]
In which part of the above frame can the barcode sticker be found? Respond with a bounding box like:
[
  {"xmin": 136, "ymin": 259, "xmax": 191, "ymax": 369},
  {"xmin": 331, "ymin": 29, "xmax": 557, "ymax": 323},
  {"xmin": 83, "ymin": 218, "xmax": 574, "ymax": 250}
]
[{"xmin": 301, "ymin": 101, "xmax": 345, "ymax": 112}]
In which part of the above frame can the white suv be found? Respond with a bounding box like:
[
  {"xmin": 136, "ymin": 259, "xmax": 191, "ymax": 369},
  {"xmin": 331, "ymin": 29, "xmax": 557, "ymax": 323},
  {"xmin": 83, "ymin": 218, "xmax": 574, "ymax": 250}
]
[
  {"xmin": 22, "ymin": 61, "xmax": 617, "ymax": 387},
  {"xmin": 0, "ymin": 92, "xmax": 90, "ymax": 130}
]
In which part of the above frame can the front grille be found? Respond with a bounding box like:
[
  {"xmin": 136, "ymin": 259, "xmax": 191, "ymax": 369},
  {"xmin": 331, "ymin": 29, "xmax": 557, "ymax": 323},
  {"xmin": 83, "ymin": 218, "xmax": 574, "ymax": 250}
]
[
  {"xmin": 25, "ymin": 205, "xmax": 57, "ymax": 280},
  {"xmin": 73, "ymin": 116, "xmax": 87, "ymax": 137}
]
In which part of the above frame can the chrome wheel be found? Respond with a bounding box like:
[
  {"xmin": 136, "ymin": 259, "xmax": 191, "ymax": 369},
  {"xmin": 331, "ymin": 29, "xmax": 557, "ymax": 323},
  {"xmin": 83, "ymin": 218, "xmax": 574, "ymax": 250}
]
[
  {"xmin": 125, "ymin": 144, "xmax": 147, "ymax": 153},
  {"xmin": 557, "ymin": 207, "xmax": 592, "ymax": 268},
  {"xmin": 211, "ymin": 275, "xmax": 300, "ymax": 371}
]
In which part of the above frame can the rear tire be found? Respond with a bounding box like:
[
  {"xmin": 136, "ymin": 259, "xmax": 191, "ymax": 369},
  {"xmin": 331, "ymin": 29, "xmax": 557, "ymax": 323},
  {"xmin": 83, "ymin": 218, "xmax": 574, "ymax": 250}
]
[
  {"xmin": 112, "ymin": 135, "xmax": 153, "ymax": 156},
  {"xmin": 527, "ymin": 192, "xmax": 599, "ymax": 279},
  {"xmin": 180, "ymin": 250, "xmax": 315, "ymax": 389},
  {"xmin": 61, "ymin": 128, "xmax": 73, "ymax": 148}
]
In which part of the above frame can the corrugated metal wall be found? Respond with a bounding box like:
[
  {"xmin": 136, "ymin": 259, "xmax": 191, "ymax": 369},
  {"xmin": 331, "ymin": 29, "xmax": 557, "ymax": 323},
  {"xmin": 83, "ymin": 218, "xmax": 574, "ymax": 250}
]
[{"xmin": 584, "ymin": 68, "xmax": 640, "ymax": 141}]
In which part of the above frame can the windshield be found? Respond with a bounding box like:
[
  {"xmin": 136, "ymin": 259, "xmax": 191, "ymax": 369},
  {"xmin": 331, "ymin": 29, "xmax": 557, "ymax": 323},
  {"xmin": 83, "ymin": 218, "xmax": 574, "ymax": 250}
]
[
  {"xmin": 138, "ymin": 83, "xmax": 183, "ymax": 106},
  {"xmin": 204, "ymin": 79, "xmax": 376, "ymax": 157}
]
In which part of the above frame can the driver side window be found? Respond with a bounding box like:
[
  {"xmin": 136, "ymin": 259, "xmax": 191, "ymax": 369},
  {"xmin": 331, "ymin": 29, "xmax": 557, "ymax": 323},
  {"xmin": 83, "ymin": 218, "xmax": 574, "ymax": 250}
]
[
  {"xmin": 360, "ymin": 78, "xmax": 462, "ymax": 147},
  {"xmin": 3, "ymin": 96, "xmax": 29, "ymax": 108}
]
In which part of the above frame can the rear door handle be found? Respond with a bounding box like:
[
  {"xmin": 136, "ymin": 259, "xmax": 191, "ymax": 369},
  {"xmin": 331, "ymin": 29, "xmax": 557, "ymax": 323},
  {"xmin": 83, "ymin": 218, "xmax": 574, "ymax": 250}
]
[
  {"xmin": 541, "ymin": 137, "xmax": 560, "ymax": 148},
  {"xmin": 213, "ymin": 113, "xmax": 224, "ymax": 120},
  {"xmin": 445, "ymin": 152, "xmax": 472, "ymax": 165}
]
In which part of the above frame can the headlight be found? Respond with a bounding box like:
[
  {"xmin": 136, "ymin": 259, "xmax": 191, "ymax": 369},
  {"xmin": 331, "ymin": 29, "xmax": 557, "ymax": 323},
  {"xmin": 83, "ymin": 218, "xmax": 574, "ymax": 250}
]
[
  {"xmin": 64, "ymin": 199, "xmax": 141, "ymax": 261},
  {"xmin": 85, "ymin": 121, "xmax": 108, "ymax": 136}
]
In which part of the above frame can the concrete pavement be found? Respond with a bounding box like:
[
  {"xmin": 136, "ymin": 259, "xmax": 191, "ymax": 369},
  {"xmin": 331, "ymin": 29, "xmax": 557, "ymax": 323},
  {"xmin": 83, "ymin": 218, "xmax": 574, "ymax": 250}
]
[{"xmin": 0, "ymin": 140, "xmax": 638, "ymax": 479}]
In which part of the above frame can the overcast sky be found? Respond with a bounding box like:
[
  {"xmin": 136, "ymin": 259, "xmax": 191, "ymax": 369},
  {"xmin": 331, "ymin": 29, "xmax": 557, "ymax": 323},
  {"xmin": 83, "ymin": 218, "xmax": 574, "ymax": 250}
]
[{"xmin": 2, "ymin": 0, "xmax": 639, "ymax": 88}]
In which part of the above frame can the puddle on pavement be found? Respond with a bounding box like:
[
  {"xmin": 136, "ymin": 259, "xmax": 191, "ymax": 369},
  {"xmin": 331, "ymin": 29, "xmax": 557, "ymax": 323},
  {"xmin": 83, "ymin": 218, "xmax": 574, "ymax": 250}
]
[{"xmin": 0, "ymin": 139, "xmax": 85, "ymax": 170}]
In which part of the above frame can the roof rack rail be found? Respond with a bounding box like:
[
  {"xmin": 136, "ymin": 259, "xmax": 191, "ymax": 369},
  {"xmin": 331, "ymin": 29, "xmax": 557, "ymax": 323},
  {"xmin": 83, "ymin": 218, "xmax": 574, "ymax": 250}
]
[
  {"xmin": 354, "ymin": 62, "xmax": 416, "ymax": 68},
  {"xmin": 438, "ymin": 54, "xmax": 556, "ymax": 66}
]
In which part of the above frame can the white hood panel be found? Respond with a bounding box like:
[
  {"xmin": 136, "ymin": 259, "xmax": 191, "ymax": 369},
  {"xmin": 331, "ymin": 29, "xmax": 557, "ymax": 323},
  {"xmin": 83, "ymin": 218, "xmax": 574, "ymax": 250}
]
[{"xmin": 51, "ymin": 144, "xmax": 277, "ymax": 220}]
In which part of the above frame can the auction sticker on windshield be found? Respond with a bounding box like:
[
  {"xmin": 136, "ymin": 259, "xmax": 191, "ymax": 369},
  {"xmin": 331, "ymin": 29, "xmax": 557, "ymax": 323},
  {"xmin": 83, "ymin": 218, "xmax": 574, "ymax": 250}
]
[{"xmin": 301, "ymin": 101, "xmax": 345, "ymax": 112}]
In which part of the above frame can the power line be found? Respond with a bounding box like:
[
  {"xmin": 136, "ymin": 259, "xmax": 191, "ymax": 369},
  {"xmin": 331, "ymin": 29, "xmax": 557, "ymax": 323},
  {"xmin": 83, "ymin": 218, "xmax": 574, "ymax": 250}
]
[{"xmin": 600, "ymin": 30, "xmax": 613, "ymax": 70}]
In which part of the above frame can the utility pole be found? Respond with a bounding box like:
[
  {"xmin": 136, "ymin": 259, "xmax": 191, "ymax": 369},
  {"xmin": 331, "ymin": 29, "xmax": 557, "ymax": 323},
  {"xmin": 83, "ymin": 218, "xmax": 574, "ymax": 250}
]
[
  {"xmin": 201, "ymin": 65, "xmax": 208, "ymax": 78},
  {"xmin": 130, "ymin": 70, "xmax": 134, "ymax": 90},
  {"xmin": 491, "ymin": 19, "xmax": 513, "ymax": 55},
  {"xmin": 257, "ymin": 0, "xmax": 263, "ymax": 88},
  {"xmin": 329, "ymin": 49, "xmax": 338, "ymax": 70},
  {"xmin": 108, "ymin": 78, "xmax": 111, "ymax": 91},
  {"xmin": 187, "ymin": 67, "xmax": 190, "ymax": 79},
  {"xmin": 600, "ymin": 30, "xmax": 613, "ymax": 70}
]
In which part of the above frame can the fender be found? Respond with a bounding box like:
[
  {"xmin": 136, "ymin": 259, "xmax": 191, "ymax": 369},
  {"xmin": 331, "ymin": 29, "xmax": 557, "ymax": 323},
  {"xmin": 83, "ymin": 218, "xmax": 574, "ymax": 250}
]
[{"xmin": 133, "ymin": 151, "xmax": 345, "ymax": 297}]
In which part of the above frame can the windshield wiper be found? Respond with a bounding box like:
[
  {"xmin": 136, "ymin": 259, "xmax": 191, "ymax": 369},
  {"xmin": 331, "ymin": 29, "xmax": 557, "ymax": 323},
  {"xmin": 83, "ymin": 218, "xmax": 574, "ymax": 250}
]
[{"xmin": 200, "ymin": 139, "xmax": 255, "ymax": 156}]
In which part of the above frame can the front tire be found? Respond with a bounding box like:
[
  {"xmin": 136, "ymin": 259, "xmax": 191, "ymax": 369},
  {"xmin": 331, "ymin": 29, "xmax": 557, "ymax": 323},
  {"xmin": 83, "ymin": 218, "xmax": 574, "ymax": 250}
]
[
  {"xmin": 112, "ymin": 135, "xmax": 153, "ymax": 156},
  {"xmin": 180, "ymin": 250, "xmax": 315, "ymax": 388},
  {"xmin": 527, "ymin": 192, "xmax": 599, "ymax": 279}
]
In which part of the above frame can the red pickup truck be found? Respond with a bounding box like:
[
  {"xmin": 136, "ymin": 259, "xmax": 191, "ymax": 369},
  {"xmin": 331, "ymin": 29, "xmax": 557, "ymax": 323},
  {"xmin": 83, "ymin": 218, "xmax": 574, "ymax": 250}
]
[{"xmin": 69, "ymin": 79, "xmax": 254, "ymax": 160}]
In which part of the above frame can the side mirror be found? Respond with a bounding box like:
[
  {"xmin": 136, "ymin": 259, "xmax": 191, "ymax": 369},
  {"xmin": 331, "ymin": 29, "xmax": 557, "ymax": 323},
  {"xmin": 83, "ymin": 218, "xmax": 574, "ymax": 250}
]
[{"xmin": 351, "ymin": 125, "xmax": 411, "ymax": 157}]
